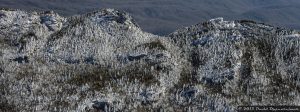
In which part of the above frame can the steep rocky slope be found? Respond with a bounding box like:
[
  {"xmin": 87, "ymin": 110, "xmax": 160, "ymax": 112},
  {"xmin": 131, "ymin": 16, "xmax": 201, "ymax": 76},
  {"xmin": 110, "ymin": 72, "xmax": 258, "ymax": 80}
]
[
  {"xmin": 169, "ymin": 18, "xmax": 300, "ymax": 110},
  {"xmin": 0, "ymin": 8, "xmax": 300, "ymax": 111}
]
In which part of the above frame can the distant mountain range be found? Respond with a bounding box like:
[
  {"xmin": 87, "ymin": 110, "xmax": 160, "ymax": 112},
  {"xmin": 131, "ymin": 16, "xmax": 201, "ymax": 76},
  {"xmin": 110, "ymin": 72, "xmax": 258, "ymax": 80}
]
[{"xmin": 1, "ymin": 0, "xmax": 300, "ymax": 35}]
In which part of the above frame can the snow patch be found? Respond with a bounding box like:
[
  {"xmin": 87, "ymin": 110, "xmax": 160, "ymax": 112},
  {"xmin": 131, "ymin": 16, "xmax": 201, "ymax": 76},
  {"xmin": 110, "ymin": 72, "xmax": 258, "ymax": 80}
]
[
  {"xmin": 209, "ymin": 17, "xmax": 238, "ymax": 29},
  {"xmin": 284, "ymin": 34, "xmax": 300, "ymax": 38}
]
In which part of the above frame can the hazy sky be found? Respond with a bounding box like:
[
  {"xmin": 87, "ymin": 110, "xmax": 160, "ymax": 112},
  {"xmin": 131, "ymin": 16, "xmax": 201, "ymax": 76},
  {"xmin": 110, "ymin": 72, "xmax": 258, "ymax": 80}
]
[{"xmin": 1, "ymin": 0, "xmax": 299, "ymax": 35}]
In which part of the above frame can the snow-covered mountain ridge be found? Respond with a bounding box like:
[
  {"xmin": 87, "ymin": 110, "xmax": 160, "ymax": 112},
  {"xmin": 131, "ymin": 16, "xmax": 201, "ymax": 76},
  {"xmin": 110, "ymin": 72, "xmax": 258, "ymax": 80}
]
[{"xmin": 0, "ymin": 8, "xmax": 300, "ymax": 111}]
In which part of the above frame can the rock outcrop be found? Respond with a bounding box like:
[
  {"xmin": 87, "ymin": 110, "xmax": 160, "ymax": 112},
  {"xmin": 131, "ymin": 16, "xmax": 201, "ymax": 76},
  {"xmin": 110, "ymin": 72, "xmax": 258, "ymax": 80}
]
[{"xmin": 0, "ymin": 9, "xmax": 300, "ymax": 111}]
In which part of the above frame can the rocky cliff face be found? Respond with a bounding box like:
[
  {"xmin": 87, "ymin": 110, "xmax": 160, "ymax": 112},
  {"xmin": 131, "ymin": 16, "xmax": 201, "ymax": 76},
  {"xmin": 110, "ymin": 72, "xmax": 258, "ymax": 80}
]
[{"xmin": 0, "ymin": 8, "xmax": 300, "ymax": 111}]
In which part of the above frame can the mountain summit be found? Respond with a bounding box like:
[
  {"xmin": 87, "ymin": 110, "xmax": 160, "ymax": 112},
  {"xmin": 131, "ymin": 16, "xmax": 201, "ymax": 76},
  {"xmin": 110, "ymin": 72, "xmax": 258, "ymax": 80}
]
[{"xmin": 1, "ymin": 9, "xmax": 300, "ymax": 111}]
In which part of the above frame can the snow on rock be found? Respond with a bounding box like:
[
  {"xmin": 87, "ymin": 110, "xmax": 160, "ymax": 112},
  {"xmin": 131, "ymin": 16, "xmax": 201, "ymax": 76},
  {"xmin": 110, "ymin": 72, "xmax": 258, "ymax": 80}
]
[
  {"xmin": 209, "ymin": 17, "xmax": 238, "ymax": 29},
  {"xmin": 169, "ymin": 17, "xmax": 300, "ymax": 111},
  {"xmin": 284, "ymin": 33, "xmax": 300, "ymax": 38}
]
